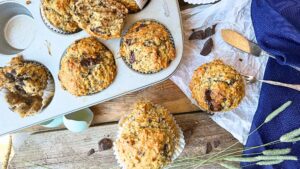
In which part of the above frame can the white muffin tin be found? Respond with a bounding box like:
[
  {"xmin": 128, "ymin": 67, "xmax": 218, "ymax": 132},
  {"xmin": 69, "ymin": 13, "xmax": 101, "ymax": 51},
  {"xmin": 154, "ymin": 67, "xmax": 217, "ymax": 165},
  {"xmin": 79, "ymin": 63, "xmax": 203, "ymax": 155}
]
[{"xmin": 0, "ymin": 0, "xmax": 183, "ymax": 135}]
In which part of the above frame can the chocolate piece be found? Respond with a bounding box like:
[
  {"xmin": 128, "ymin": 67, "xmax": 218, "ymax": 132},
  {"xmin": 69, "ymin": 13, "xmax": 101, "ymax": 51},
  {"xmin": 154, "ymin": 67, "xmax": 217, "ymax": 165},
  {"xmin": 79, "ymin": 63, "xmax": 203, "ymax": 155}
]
[
  {"xmin": 129, "ymin": 51, "xmax": 135, "ymax": 64},
  {"xmin": 205, "ymin": 89, "xmax": 213, "ymax": 111},
  {"xmin": 189, "ymin": 30, "xmax": 205, "ymax": 40},
  {"xmin": 200, "ymin": 38, "xmax": 214, "ymax": 56},
  {"xmin": 87, "ymin": 148, "xmax": 95, "ymax": 156},
  {"xmin": 80, "ymin": 57, "xmax": 100, "ymax": 67},
  {"xmin": 98, "ymin": 138, "xmax": 113, "ymax": 151}
]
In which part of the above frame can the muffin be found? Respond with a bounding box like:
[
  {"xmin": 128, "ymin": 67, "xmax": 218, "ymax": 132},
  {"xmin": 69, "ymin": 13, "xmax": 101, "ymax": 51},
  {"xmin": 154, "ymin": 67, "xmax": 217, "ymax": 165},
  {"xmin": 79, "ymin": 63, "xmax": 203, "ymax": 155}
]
[
  {"xmin": 116, "ymin": 0, "xmax": 141, "ymax": 13},
  {"xmin": 0, "ymin": 56, "xmax": 48, "ymax": 97},
  {"xmin": 58, "ymin": 37, "xmax": 117, "ymax": 96},
  {"xmin": 120, "ymin": 20, "xmax": 176, "ymax": 74},
  {"xmin": 189, "ymin": 60, "xmax": 245, "ymax": 112},
  {"xmin": 41, "ymin": 0, "xmax": 80, "ymax": 33},
  {"xmin": 69, "ymin": 0, "xmax": 128, "ymax": 40},
  {"xmin": 115, "ymin": 101, "xmax": 182, "ymax": 169},
  {"xmin": 0, "ymin": 56, "xmax": 54, "ymax": 117}
]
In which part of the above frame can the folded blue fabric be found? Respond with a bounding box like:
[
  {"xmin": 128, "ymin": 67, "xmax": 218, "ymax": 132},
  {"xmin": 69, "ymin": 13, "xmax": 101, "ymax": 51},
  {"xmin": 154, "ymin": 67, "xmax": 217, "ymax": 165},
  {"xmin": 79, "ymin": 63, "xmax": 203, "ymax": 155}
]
[
  {"xmin": 242, "ymin": 0, "xmax": 300, "ymax": 168},
  {"xmin": 251, "ymin": 0, "xmax": 300, "ymax": 68}
]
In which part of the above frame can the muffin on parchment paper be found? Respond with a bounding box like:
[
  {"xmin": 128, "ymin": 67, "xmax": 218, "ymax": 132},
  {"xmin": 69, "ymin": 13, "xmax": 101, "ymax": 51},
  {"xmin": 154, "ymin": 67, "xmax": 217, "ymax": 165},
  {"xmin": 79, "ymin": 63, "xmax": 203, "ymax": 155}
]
[
  {"xmin": 0, "ymin": 56, "xmax": 55, "ymax": 117},
  {"xmin": 69, "ymin": 0, "xmax": 128, "ymax": 40},
  {"xmin": 114, "ymin": 101, "xmax": 185, "ymax": 169},
  {"xmin": 120, "ymin": 20, "xmax": 176, "ymax": 74},
  {"xmin": 58, "ymin": 37, "xmax": 117, "ymax": 96},
  {"xmin": 41, "ymin": 0, "xmax": 80, "ymax": 33},
  {"xmin": 189, "ymin": 59, "xmax": 245, "ymax": 112},
  {"xmin": 115, "ymin": 0, "xmax": 141, "ymax": 13}
]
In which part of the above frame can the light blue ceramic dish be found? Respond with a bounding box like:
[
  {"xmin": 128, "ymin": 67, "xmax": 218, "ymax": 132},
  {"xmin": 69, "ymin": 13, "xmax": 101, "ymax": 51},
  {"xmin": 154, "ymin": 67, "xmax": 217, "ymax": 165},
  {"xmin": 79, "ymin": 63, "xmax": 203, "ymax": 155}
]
[
  {"xmin": 40, "ymin": 116, "xmax": 63, "ymax": 128},
  {"xmin": 63, "ymin": 108, "xmax": 94, "ymax": 133}
]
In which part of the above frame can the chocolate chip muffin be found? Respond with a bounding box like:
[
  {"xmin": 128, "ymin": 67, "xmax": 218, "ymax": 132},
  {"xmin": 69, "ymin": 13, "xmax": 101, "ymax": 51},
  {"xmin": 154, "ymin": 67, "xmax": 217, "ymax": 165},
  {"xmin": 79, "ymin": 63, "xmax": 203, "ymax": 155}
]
[
  {"xmin": 189, "ymin": 60, "xmax": 245, "ymax": 112},
  {"xmin": 41, "ymin": 0, "xmax": 80, "ymax": 33},
  {"xmin": 116, "ymin": 0, "xmax": 141, "ymax": 13},
  {"xmin": 70, "ymin": 0, "xmax": 128, "ymax": 40},
  {"xmin": 0, "ymin": 56, "xmax": 48, "ymax": 97},
  {"xmin": 0, "ymin": 56, "xmax": 53, "ymax": 117},
  {"xmin": 115, "ymin": 101, "xmax": 180, "ymax": 169},
  {"xmin": 58, "ymin": 37, "xmax": 117, "ymax": 96},
  {"xmin": 120, "ymin": 20, "xmax": 176, "ymax": 74}
]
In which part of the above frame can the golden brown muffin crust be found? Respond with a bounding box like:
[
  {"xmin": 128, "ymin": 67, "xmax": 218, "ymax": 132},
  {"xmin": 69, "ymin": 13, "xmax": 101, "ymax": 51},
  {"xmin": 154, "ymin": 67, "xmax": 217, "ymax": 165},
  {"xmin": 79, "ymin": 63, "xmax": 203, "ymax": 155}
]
[
  {"xmin": 115, "ymin": 0, "xmax": 141, "ymax": 13},
  {"xmin": 70, "ymin": 0, "xmax": 128, "ymax": 39},
  {"xmin": 42, "ymin": 0, "xmax": 80, "ymax": 33},
  {"xmin": 189, "ymin": 60, "xmax": 245, "ymax": 112},
  {"xmin": 58, "ymin": 37, "xmax": 117, "ymax": 96},
  {"xmin": 115, "ymin": 101, "xmax": 179, "ymax": 169},
  {"xmin": 120, "ymin": 20, "xmax": 176, "ymax": 73}
]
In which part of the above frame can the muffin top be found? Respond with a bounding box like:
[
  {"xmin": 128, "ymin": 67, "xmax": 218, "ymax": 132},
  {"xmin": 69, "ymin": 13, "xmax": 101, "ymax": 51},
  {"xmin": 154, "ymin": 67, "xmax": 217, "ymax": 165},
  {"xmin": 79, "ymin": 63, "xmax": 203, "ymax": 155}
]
[
  {"xmin": 42, "ymin": 0, "xmax": 80, "ymax": 33},
  {"xmin": 0, "ymin": 56, "xmax": 49, "ymax": 97},
  {"xmin": 189, "ymin": 60, "xmax": 245, "ymax": 112},
  {"xmin": 58, "ymin": 37, "xmax": 117, "ymax": 96},
  {"xmin": 120, "ymin": 20, "xmax": 176, "ymax": 74},
  {"xmin": 70, "ymin": 0, "xmax": 128, "ymax": 40},
  {"xmin": 115, "ymin": 101, "xmax": 179, "ymax": 169},
  {"xmin": 116, "ymin": 0, "xmax": 141, "ymax": 13}
]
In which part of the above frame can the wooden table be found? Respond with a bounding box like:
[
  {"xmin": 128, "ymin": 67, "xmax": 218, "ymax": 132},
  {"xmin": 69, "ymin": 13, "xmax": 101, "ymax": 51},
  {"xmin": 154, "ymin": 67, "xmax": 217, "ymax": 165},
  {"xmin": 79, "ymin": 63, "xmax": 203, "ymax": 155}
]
[{"xmin": 9, "ymin": 1, "xmax": 242, "ymax": 168}]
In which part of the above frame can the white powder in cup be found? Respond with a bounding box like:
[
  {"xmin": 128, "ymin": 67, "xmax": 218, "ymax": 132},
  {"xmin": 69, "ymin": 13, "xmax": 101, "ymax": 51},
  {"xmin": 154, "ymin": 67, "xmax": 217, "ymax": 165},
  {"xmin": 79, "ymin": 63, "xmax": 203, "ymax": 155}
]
[{"xmin": 4, "ymin": 15, "xmax": 36, "ymax": 50}]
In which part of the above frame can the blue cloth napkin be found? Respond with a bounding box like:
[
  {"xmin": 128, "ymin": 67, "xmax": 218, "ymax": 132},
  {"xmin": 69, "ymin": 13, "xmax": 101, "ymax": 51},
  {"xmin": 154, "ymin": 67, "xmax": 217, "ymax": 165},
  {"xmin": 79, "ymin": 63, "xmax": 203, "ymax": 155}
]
[{"xmin": 242, "ymin": 0, "xmax": 300, "ymax": 168}]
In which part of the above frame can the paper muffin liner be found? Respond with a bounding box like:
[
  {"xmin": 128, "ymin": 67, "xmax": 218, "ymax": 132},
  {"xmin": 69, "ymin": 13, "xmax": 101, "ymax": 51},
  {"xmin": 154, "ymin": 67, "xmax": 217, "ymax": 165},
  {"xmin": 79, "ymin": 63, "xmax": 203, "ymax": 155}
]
[
  {"xmin": 40, "ymin": 4, "xmax": 81, "ymax": 35},
  {"xmin": 113, "ymin": 111, "xmax": 185, "ymax": 169},
  {"xmin": 1, "ymin": 61, "xmax": 55, "ymax": 117},
  {"xmin": 120, "ymin": 19, "xmax": 176, "ymax": 75},
  {"xmin": 183, "ymin": 0, "xmax": 221, "ymax": 5}
]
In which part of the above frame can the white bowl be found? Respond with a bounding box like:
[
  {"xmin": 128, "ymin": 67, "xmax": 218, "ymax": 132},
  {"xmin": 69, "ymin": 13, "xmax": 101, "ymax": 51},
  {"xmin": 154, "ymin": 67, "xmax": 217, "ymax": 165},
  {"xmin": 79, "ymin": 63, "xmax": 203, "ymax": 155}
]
[{"xmin": 63, "ymin": 108, "xmax": 94, "ymax": 133}]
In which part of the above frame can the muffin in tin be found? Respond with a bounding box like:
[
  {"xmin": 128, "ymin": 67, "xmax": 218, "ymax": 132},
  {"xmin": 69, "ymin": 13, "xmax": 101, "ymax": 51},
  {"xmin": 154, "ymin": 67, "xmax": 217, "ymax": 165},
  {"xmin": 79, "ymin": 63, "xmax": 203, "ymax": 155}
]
[
  {"xmin": 0, "ymin": 56, "xmax": 48, "ymax": 97},
  {"xmin": 69, "ymin": 0, "xmax": 128, "ymax": 40},
  {"xmin": 120, "ymin": 20, "xmax": 176, "ymax": 74},
  {"xmin": 0, "ymin": 56, "xmax": 54, "ymax": 117},
  {"xmin": 58, "ymin": 37, "xmax": 117, "ymax": 96},
  {"xmin": 116, "ymin": 0, "xmax": 141, "ymax": 13},
  {"xmin": 41, "ymin": 0, "xmax": 80, "ymax": 33},
  {"xmin": 189, "ymin": 60, "xmax": 245, "ymax": 112},
  {"xmin": 115, "ymin": 101, "xmax": 180, "ymax": 169}
]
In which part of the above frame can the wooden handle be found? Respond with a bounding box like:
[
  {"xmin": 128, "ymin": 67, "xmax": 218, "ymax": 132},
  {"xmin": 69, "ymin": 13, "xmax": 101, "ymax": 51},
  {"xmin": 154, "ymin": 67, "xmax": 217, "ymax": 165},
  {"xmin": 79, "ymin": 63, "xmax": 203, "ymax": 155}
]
[{"xmin": 260, "ymin": 80, "xmax": 300, "ymax": 92}]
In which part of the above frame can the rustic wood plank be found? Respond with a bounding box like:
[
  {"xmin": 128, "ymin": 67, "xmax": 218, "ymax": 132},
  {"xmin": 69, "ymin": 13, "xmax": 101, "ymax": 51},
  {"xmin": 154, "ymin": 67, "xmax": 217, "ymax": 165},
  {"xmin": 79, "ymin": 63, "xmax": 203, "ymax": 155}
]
[{"xmin": 10, "ymin": 113, "xmax": 241, "ymax": 169}]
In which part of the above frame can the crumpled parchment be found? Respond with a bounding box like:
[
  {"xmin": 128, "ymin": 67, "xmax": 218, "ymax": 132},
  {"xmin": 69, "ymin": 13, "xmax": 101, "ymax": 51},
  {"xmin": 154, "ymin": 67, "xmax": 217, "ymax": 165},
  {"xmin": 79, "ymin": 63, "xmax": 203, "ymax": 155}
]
[{"xmin": 170, "ymin": 0, "xmax": 269, "ymax": 144}]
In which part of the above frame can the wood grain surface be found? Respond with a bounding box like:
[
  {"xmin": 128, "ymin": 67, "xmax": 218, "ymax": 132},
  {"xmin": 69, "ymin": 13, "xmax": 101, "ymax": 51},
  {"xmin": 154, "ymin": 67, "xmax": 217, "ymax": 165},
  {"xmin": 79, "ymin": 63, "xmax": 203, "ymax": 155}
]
[{"xmin": 10, "ymin": 113, "xmax": 241, "ymax": 169}]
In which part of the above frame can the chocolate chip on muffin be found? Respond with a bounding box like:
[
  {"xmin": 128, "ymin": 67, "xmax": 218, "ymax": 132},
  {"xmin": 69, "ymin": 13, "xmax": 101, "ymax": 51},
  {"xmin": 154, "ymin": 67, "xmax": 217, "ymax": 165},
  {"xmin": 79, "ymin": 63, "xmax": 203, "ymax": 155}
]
[
  {"xmin": 120, "ymin": 20, "xmax": 176, "ymax": 74},
  {"xmin": 189, "ymin": 60, "xmax": 245, "ymax": 112}
]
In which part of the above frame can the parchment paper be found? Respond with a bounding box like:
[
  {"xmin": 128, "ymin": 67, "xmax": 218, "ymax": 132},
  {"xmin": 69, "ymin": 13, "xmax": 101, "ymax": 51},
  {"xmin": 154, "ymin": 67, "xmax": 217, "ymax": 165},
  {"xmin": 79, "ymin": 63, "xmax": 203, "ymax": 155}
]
[{"xmin": 170, "ymin": 0, "xmax": 269, "ymax": 144}]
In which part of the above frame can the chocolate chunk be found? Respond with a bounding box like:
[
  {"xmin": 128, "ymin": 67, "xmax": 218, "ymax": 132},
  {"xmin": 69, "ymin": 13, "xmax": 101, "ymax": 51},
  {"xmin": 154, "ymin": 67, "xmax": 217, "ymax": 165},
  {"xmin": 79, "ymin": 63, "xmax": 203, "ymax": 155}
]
[
  {"xmin": 5, "ymin": 73, "xmax": 15, "ymax": 82},
  {"xmin": 125, "ymin": 39, "xmax": 132, "ymax": 45},
  {"xmin": 163, "ymin": 144, "xmax": 169, "ymax": 157},
  {"xmin": 205, "ymin": 24, "xmax": 217, "ymax": 37},
  {"xmin": 129, "ymin": 51, "xmax": 135, "ymax": 64},
  {"xmin": 80, "ymin": 58, "xmax": 100, "ymax": 67},
  {"xmin": 205, "ymin": 89, "xmax": 213, "ymax": 111},
  {"xmin": 135, "ymin": 23, "xmax": 146, "ymax": 31},
  {"xmin": 15, "ymin": 85, "xmax": 26, "ymax": 95},
  {"xmin": 189, "ymin": 30, "xmax": 206, "ymax": 40},
  {"xmin": 98, "ymin": 138, "xmax": 113, "ymax": 151},
  {"xmin": 206, "ymin": 142, "xmax": 213, "ymax": 154},
  {"xmin": 200, "ymin": 38, "xmax": 214, "ymax": 56},
  {"xmin": 239, "ymin": 58, "xmax": 243, "ymax": 62},
  {"xmin": 213, "ymin": 140, "xmax": 221, "ymax": 148},
  {"xmin": 189, "ymin": 24, "xmax": 217, "ymax": 40},
  {"xmin": 87, "ymin": 148, "xmax": 95, "ymax": 156}
]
